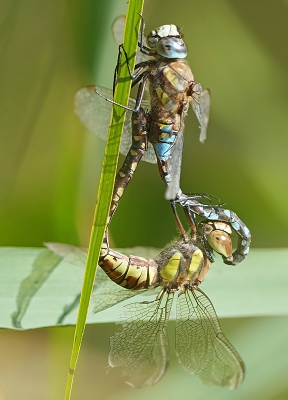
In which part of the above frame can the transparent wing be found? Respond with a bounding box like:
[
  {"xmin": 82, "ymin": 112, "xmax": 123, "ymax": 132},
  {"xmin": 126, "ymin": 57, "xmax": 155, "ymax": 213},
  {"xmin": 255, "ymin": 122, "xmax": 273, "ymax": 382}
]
[
  {"xmin": 109, "ymin": 290, "xmax": 174, "ymax": 387},
  {"xmin": 74, "ymin": 87, "xmax": 156, "ymax": 164},
  {"xmin": 143, "ymin": 143, "xmax": 157, "ymax": 164},
  {"xmin": 192, "ymin": 83, "xmax": 211, "ymax": 143},
  {"xmin": 165, "ymin": 123, "xmax": 184, "ymax": 200},
  {"xmin": 74, "ymin": 86, "xmax": 134, "ymax": 155},
  {"xmin": 176, "ymin": 286, "xmax": 245, "ymax": 389},
  {"xmin": 92, "ymin": 268, "xmax": 146, "ymax": 314},
  {"xmin": 112, "ymin": 16, "xmax": 125, "ymax": 46},
  {"xmin": 45, "ymin": 243, "xmax": 145, "ymax": 315},
  {"xmin": 112, "ymin": 16, "xmax": 150, "ymax": 65},
  {"xmin": 44, "ymin": 242, "xmax": 87, "ymax": 267}
]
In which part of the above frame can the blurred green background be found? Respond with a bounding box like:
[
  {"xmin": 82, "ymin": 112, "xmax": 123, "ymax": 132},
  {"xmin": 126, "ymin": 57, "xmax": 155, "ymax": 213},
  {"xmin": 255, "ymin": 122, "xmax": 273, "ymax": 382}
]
[{"xmin": 1, "ymin": 0, "xmax": 288, "ymax": 399}]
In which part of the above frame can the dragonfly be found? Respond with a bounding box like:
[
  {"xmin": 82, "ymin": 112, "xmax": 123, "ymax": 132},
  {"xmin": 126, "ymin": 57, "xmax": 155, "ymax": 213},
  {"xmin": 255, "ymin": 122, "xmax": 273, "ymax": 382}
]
[
  {"xmin": 91, "ymin": 127, "xmax": 250, "ymax": 387},
  {"xmin": 91, "ymin": 216, "xmax": 245, "ymax": 389},
  {"xmin": 75, "ymin": 16, "xmax": 211, "ymax": 235},
  {"xmin": 87, "ymin": 96, "xmax": 250, "ymax": 265},
  {"xmin": 99, "ymin": 99, "xmax": 250, "ymax": 266},
  {"xmin": 75, "ymin": 17, "xmax": 250, "ymax": 264},
  {"xmin": 45, "ymin": 132, "xmax": 250, "ymax": 387},
  {"xmin": 47, "ymin": 189, "xmax": 250, "ymax": 325},
  {"xmin": 47, "ymin": 214, "xmax": 245, "ymax": 389}
]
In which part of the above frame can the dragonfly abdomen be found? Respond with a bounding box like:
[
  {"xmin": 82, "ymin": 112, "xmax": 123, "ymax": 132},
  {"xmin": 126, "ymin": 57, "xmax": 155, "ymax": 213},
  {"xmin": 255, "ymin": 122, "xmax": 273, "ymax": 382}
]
[
  {"xmin": 149, "ymin": 119, "xmax": 180, "ymax": 186},
  {"xmin": 99, "ymin": 233, "xmax": 159, "ymax": 290},
  {"xmin": 108, "ymin": 108, "xmax": 149, "ymax": 226}
]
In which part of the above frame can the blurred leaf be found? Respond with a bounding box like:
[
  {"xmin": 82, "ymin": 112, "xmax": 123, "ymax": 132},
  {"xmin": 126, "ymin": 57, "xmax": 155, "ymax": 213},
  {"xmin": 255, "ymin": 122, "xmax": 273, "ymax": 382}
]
[
  {"xmin": 1, "ymin": 246, "xmax": 288, "ymax": 330},
  {"xmin": 11, "ymin": 249, "xmax": 62, "ymax": 329}
]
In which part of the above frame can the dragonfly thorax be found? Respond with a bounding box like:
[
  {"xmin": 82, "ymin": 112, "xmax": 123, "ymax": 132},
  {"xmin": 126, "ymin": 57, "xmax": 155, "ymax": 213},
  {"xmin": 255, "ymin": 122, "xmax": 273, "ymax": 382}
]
[
  {"xmin": 147, "ymin": 25, "xmax": 187, "ymax": 59},
  {"xmin": 157, "ymin": 236, "xmax": 210, "ymax": 287}
]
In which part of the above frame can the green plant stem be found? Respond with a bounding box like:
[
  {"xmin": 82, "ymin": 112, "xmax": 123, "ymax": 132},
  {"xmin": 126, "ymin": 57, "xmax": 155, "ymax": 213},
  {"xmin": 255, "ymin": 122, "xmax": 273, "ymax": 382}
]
[{"xmin": 63, "ymin": 2, "xmax": 144, "ymax": 399}]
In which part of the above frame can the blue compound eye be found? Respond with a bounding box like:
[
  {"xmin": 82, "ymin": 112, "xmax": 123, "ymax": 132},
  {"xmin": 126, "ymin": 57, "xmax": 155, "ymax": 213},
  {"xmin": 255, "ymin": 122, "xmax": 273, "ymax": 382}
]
[{"xmin": 156, "ymin": 37, "xmax": 187, "ymax": 58}]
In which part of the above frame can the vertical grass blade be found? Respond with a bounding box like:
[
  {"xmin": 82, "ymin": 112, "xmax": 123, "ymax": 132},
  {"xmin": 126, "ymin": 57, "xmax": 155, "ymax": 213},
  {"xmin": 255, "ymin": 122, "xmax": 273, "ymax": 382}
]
[{"xmin": 63, "ymin": 2, "xmax": 144, "ymax": 399}]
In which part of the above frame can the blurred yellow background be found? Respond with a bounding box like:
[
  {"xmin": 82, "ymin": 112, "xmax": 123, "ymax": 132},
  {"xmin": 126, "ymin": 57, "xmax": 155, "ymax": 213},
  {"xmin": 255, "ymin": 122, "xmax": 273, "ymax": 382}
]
[{"xmin": 1, "ymin": 0, "xmax": 288, "ymax": 399}]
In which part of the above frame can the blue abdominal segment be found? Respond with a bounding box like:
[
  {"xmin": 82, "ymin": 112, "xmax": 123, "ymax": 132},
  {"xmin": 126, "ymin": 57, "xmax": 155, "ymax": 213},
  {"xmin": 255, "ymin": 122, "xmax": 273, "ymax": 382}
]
[{"xmin": 154, "ymin": 126, "xmax": 177, "ymax": 161}]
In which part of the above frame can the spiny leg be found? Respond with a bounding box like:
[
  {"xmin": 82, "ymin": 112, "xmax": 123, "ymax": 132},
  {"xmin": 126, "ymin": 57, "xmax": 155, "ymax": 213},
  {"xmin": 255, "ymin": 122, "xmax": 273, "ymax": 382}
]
[
  {"xmin": 156, "ymin": 154, "xmax": 225, "ymax": 241},
  {"xmin": 170, "ymin": 201, "xmax": 186, "ymax": 237},
  {"xmin": 184, "ymin": 192, "xmax": 222, "ymax": 205},
  {"xmin": 112, "ymin": 13, "xmax": 150, "ymax": 94},
  {"xmin": 95, "ymin": 71, "xmax": 149, "ymax": 114},
  {"xmin": 183, "ymin": 205, "xmax": 197, "ymax": 233},
  {"xmin": 115, "ymin": 14, "xmax": 152, "ymax": 85},
  {"xmin": 113, "ymin": 44, "xmax": 124, "ymax": 96},
  {"xmin": 181, "ymin": 200, "xmax": 215, "ymax": 261},
  {"xmin": 137, "ymin": 13, "xmax": 153, "ymax": 55},
  {"xmin": 113, "ymin": 44, "xmax": 149, "ymax": 94},
  {"xmin": 181, "ymin": 193, "xmax": 222, "ymax": 233}
]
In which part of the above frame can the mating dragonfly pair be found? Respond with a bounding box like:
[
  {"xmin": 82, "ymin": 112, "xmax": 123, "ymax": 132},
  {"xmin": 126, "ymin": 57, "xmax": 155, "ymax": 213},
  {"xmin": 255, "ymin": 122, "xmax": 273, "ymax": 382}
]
[{"xmin": 73, "ymin": 16, "xmax": 251, "ymax": 390}]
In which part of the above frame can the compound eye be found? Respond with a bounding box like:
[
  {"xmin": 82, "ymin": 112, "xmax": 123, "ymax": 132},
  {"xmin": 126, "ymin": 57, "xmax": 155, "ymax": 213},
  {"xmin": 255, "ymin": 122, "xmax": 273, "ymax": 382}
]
[
  {"xmin": 207, "ymin": 230, "xmax": 232, "ymax": 257},
  {"xmin": 147, "ymin": 36, "xmax": 158, "ymax": 48},
  {"xmin": 156, "ymin": 37, "xmax": 187, "ymax": 58}
]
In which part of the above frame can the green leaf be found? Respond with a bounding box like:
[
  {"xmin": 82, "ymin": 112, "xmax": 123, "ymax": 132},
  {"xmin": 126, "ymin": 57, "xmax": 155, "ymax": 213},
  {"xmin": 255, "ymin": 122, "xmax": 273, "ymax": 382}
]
[
  {"xmin": 1, "ymin": 247, "xmax": 288, "ymax": 331},
  {"xmin": 11, "ymin": 249, "xmax": 62, "ymax": 329}
]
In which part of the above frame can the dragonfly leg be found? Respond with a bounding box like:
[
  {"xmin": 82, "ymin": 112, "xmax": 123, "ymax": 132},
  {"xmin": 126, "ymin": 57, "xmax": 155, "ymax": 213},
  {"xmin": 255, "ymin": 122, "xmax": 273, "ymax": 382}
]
[
  {"xmin": 170, "ymin": 201, "xmax": 186, "ymax": 238},
  {"xmin": 107, "ymin": 107, "xmax": 149, "ymax": 227},
  {"xmin": 113, "ymin": 12, "xmax": 152, "ymax": 88},
  {"xmin": 113, "ymin": 44, "xmax": 123, "ymax": 96},
  {"xmin": 115, "ymin": 14, "xmax": 153, "ymax": 86},
  {"xmin": 184, "ymin": 192, "xmax": 222, "ymax": 205},
  {"xmin": 181, "ymin": 200, "xmax": 214, "ymax": 262},
  {"xmin": 117, "ymin": 43, "xmax": 150, "ymax": 80},
  {"xmin": 179, "ymin": 192, "xmax": 224, "ymax": 235},
  {"xmin": 137, "ymin": 13, "xmax": 154, "ymax": 55},
  {"xmin": 95, "ymin": 72, "xmax": 148, "ymax": 113},
  {"xmin": 183, "ymin": 205, "xmax": 197, "ymax": 233}
]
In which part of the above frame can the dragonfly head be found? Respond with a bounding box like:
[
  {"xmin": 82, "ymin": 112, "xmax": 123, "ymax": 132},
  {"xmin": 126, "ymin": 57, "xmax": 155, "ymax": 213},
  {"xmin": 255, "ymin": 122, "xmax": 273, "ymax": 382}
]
[
  {"xmin": 198, "ymin": 221, "xmax": 233, "ymax": 260},
  {"xmin": 147, "ymin": 25, "xmax": 187, "ymax": 59}
]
